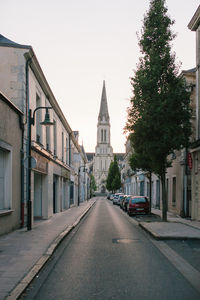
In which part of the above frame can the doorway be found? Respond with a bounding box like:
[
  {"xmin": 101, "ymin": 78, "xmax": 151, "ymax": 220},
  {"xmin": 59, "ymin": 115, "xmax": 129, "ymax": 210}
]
[
  {"xmin": 53, "ymin": 175, "xmax": 58, "ymax": 213},
  {"xmin": 34, "ymin": 173, "xmax": 43, "ymax": 218}
]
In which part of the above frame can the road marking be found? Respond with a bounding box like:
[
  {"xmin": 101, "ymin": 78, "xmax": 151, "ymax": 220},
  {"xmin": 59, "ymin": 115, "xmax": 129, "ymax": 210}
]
[{"xmin": 151, "ymin": 239, "xmax": 200, "ymax": 294}]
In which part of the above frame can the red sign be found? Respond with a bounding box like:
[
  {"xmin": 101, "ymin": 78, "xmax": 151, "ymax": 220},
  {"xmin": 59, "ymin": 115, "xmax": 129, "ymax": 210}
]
[{"xmin": 187, "ymin": 152, "xmax": 192, "ymax": 170}]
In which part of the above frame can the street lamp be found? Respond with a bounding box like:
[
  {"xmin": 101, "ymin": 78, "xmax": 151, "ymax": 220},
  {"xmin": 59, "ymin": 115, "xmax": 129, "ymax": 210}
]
[{"xmin": 27, "ymin": 106, "xmax": 54, "ymax": 230}]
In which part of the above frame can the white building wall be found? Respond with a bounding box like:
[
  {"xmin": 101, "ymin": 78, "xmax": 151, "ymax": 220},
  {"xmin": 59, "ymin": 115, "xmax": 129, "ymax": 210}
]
[{"xmin": 0, "ymin": 40, "xmax": 84, "ymax": 228}]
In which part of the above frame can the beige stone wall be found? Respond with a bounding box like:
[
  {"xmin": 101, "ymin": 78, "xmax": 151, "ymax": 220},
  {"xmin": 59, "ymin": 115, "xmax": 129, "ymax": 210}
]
[
  {"xmin": 0, "ymin": 98, "xmax": 22, "ymax": 235},
  {"xmin": 0, "ymin": 46, "xmax": 27, "ymax": 112},
  {"xmin": 166, "ymin": 151, "xmax": 184, "ymax": 215},
  {"xmin": 191, "ymin": 149, "xmax": 200, "ymax": 220}
]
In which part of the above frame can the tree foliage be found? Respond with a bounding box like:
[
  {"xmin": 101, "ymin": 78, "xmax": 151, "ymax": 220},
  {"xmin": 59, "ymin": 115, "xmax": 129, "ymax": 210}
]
[
  {"xmin": 125, "ymin": 0, "xmax": 191, "ymax": 221},
  {"xmin": 90, "ymin": 174, "xmax": 97, "ymax": 196},
  {"xmin": 106, "ymin": 155, "xmax": 121, "ymax": 192}
]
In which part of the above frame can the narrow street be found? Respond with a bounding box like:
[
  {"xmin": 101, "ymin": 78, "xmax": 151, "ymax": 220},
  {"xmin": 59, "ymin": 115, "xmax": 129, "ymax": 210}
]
[{"xmin": 22, "ymin": 198, "xmax": 200, "ymax": 300}]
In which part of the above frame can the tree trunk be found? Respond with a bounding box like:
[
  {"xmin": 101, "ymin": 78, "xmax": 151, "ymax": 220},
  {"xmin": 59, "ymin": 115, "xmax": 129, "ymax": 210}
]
[
  {"xmin": 149, "ymin": 172, "xmax": 152, "ymax": 214},
  {"xmin": 161, "ymin": 172, "xmax": 167, "ymax": 222}
]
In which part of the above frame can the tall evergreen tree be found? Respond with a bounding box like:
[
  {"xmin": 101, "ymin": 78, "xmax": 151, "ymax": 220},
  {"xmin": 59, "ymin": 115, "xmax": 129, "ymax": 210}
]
[
  {"xmin": 90, "ymin": 174, "xmax": 97, "ymax": 196},
  {"xmin": 106, "ymin": 155, "xmax": 121, "ymax": 193},
  {"xmin": 125, "ymin": 0, "xmax": 191, "ymax": 221}
]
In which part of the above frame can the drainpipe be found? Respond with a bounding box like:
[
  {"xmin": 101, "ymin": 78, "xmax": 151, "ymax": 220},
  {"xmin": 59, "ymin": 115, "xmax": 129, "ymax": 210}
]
[
  {"xmin": 18, "ymin": 112, "xmax": 25, "ymax": 227},
  {"xmin": 20, "ymin": 122, "xmax": 25, "ymax": 227},
  {"xmin": 183, "ymin": 148, "xmax": 188, "ymax": 217},
  {"xmin": 20, "ymin": 57, "xmax": 32, "ymax": 227},
  {"xmin": 23, "ymin": 56, "xmax": 32, "ymax": 227},
  {"xmin": 69, "ymin": 132, "xmax": 71, "ymax": 166}
]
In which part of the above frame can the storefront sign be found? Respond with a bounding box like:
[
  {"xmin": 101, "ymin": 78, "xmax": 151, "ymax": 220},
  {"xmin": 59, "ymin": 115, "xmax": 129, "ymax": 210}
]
[
  {"xmin": 32, "ymin": 151, "xmax": 48, "ymax": 174},
  {"xmin": 61, "ymin": 168, "xmax": 70, "ymax": 180}
]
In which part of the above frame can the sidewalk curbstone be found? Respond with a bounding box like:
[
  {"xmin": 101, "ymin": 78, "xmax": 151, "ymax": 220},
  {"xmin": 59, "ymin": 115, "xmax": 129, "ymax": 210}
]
[{"xmin": 139, "ymin": 221, "xmax": 200, "ymax": 240}]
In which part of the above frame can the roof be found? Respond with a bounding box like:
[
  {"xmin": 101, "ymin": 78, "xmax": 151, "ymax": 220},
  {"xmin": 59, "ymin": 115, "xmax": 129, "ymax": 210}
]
[
  {"xmin": 86, "ymin": 152, "xmax": 95, "ymax": 161},
  {"xmin": 182, "ymin": 68, "xmax": 196, "ymax": 73},
  {"xmin": 98, "ymin": 80, "xmax": 110, "ymax": 123},
  {"xmin": 188, "ymin": 5, "xmax": 200, "ymax": 31},
  {"xmin": 0, "ymin": 91, "xmax": 23, "ymax": 115},
  {"xmin": 0, "ymin": 34, "xmax": 31, "ymax": 49}
]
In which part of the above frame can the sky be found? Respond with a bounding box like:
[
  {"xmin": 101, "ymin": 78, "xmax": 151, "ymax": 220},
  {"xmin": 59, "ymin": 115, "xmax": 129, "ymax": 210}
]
[{"xmin": 1, "ymin": 0, "xmax": 200, "ymax": 153}]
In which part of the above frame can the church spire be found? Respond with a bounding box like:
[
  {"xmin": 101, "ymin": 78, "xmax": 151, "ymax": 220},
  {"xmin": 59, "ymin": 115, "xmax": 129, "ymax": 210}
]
[{"xmin": 98, "ymin": 80, "xmax": 110, "ymax": 123}]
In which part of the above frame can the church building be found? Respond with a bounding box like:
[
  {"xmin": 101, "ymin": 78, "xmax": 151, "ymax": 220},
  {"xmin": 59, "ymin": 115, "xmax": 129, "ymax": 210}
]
[
  {"xmin": 93, "ymin": 81, "xmax": 114, "ymax": 193},
  {"xmin": 86, "ymin": 81, "xmax": 124, "ymax": 194}
]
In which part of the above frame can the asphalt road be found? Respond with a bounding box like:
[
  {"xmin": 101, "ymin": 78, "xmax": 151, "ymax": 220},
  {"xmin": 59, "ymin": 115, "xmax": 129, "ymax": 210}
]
[{"xmin": 22, "ymin": 198, "xmax": 200, "ymax": 300}]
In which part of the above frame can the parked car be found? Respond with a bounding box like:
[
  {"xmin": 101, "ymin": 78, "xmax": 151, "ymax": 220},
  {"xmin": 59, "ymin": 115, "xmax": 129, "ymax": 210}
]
[
  {"xmin": 127, "ymin": 196, "xmax": 149, "ymax": 215},
  {"xmin": 110, "ymin": 194, "xmax": 115, "ymax": 201},
  {"xmin": 112, "ymin": 193, "xmax": 124, "ymax": 205},
  {"xmin": 119, "ymin": 195, "xmax": 125, "ymax": 208},
  {"xmin": 122, "ymin": 195, "xmax": 132, "ymax": 211},
  {"xmin": 107, "ymin": 193, "xmax": 111, "ymax": 200}
]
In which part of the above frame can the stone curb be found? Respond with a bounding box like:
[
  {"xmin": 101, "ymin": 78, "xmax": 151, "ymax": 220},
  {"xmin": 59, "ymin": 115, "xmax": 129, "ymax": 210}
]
[
  {"xmin": 5, "ymin": 201, "xmax": 96, "ymax": 300},
  {"xmin": 139, "ymin": 222, "xmax": 200, "ymax": 240}
]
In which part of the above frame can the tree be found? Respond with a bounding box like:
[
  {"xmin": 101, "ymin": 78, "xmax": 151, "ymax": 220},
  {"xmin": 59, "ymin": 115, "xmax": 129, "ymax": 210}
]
[
  {"xmin": 125, "ymin": 0, "xmax": 191, "ymax": 221},
  {"xmin": 128, "ymin": 136, "xmax": 153, "ymax": 213},
  {"xmin": 106, "ymin": 155, "xmax": 121, "ymax": 193},
  {"xmin": 90, "ymin": 174, "xmax": 97, "ymax": 196}
]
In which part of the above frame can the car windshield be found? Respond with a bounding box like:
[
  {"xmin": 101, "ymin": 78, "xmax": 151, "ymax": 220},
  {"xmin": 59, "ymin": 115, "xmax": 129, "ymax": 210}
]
[
  {"xmin": 126, "ymin": 196, "xmax": 132, "ymax": 201},
  {"xmin": 131, "ymin": 197, "xmax": 147, "ymax": 204}
]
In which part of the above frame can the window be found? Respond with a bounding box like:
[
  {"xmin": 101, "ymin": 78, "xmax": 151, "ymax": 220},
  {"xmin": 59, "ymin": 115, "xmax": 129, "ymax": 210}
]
[
  {"xmin": 0, "ymin": 149, "xmax": 5, "ymax": 209},
  {"xmin": 101, "ymin": 129, "xmax": 103, "ymax": 142},
  {"xmin": 0, "ymin": 144, "xmax": 12, "ymax": 210},
  {"xmin": 36, "ymin": 94, "xmax": 42, "ymax": 144},
  {"xmin": 46, "ymin": 100, "xmax": 51, "ymax": 151},
  {"xmin": 172, "ymin": 177, "xmax": 176, "ymax": 205},
  {"xmin": 166, "ymin": 178, "xmax": 169, "ymax": 208},
  {"xmin": 147, "ymin": 182, "xmax": 150, "ymax": 197},
  {"xmin": 131, "ymin": 197, "xmax": 147, "ymax": 204},
  {"xmin": 53, "ymin": 120, "xmax": 57, "ymax": 156},
  {"xmin": 62, "ymin": 132, "xmax": 64, "ymax": 161},
  {"xmin": 104, "ymin": 129, "xmax": 106, "ymax": 142},
  {"xmin": 66, "ymin": 138, "xmax": 68, "ymax": 164},
  {"xmin": 156, "ymin": 180, "xmax": 160, "ymax": 208}
]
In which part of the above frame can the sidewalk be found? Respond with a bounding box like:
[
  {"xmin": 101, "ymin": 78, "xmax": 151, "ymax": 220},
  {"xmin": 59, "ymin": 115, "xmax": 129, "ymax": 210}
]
[
  {"xmin": 0, "ymin": 198, "xmax": 96, "ymax": 300},
  {"xmin": 138, "ymin": 208, "xmax": 200, "ymax": 240}
]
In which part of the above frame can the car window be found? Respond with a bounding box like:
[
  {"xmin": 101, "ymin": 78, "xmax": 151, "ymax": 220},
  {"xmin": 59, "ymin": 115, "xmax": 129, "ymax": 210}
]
[{"xmin": 131, "ymin": 197, "xmax": 147, "ymax": 204}]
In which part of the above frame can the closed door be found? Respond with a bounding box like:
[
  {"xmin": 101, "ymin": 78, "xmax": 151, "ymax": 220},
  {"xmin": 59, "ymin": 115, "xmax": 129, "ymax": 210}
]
[
  {"xmin": 0, "ymin": 149, "xmax": 5, "ymax": 209},
  {"xmin": 34, "ymin": 173, "xmax": 42, "ymax": 218}
]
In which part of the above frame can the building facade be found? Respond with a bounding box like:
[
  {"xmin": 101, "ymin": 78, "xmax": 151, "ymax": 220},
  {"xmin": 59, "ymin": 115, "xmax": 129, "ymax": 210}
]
[
  {"xmin": 0, "ymin": 34, "xmax": 88, "ymax": 231},
  {"xmin": 188, "ymin": 6, "xmax": 200, "ymax": 220}
]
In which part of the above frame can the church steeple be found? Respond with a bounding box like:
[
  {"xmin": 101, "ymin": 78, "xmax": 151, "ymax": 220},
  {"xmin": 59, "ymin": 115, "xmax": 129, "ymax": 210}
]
[
  {"xmin": 94, "ymin": 80, "xmax": 113, "ymax": 193},
  {"xmin": 98, "ymin": 80, "xmax": 110, "ymax": 123}
]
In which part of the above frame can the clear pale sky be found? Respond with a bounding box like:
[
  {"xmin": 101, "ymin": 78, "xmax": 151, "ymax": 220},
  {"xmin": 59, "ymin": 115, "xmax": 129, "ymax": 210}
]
[{"xmin": 1, "ymin": 0, "xmax": 199, "ymax": 153}]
